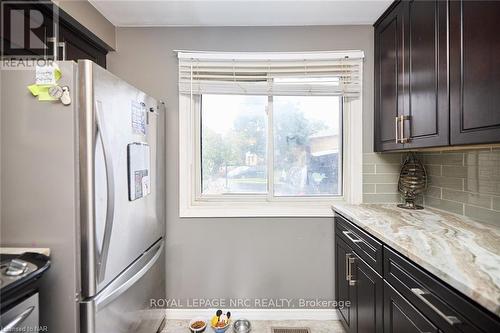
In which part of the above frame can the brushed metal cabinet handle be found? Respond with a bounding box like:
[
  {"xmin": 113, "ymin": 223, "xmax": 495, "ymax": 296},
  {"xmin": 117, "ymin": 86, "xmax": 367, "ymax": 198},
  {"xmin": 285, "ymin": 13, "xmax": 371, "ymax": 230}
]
[
  {"xmin": 395, "ymin": 116, "xmax": 399, "ymax": 143},
  {"xmin": 342, "ymin": 230, "xmax": 363, "ymax": 244},
  {"xmin": 400, "ymin": 115, "xmax": 411, "ymax": 143},
  {"xmin": 399, "ymin": 115, "xmax": 405, "ymax": 143},
  {"xmin": 347, "ymin": 255, "xmax": 357, "ymax": 286},
  {"xmin": 345, "ymin": 253, "xmax": 350, "ymax": 282},
  {"xmin": 411, "ymin": 288, "xmax": 462, "ymax": 326}
]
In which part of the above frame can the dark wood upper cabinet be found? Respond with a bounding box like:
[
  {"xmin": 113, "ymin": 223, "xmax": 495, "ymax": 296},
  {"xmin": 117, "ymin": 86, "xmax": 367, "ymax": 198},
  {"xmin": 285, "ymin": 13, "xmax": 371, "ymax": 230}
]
[
  {"xmin": 375, "ymin": 0, "xmax": 448, "ymax": 151},
  {"xmin": 1, "ymin": 0, "xmax": 110, "ymax": 68},
  {"xmin": 374, "ymin": 1, "xmax": 405, "ymax": 151},
  {"xmin": 59, "ymin": 22, "xmax": 107, "ymax": 68},
  {"xmin": 375, "ymin": 0, "xmax": 500, "ymax": 151},
  {"xmin": 450, "ymin": 0, "xmax": 500, "ymax": 145},
  {"xmin": 404, "ymin": 0, "xmax": 449, "ymax": 149}
]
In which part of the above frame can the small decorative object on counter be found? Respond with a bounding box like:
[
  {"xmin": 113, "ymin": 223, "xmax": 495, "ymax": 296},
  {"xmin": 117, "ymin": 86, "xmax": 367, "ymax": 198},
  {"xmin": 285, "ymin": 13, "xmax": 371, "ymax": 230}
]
[
  {"xmin": 398, "ymin": 152, "xmax": 427, "ymax": 210},
  {"xmin": 211, "ymin": 309, "xmax": 231, "ymax": 333},
  {"xmin": 233, "ymin": 319, "xmax": 251, "ymax": 333},
  {"xmin": 188, "ymin": 317, "xmax": 207, "ymax": 333}
]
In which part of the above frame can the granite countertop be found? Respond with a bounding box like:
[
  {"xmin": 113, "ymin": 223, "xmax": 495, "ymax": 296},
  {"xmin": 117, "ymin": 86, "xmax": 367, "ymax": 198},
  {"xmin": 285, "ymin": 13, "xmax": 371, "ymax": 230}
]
[{"xmin": 331, "ymin": 203, "xmax": 500, "ymax": 317}]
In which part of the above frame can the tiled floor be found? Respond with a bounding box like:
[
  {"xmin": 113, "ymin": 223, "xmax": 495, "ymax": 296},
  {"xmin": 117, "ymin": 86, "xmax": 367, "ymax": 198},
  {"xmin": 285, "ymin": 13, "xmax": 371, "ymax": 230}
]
[{"xmin": 161, "ymin": 319, "xmax": 346, "ymax": 333}]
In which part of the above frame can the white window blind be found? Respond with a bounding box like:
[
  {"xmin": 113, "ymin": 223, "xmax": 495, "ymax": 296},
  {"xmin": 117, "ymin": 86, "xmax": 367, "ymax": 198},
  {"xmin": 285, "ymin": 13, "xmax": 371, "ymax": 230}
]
[{"xmin": 177, "ymin": 51, "xmax": 364, "ymax": 98}]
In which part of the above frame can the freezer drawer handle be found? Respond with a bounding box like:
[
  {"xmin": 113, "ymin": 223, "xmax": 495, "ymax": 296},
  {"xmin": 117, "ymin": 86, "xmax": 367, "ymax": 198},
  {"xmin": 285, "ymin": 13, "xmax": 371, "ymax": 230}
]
[
  {"xmin": 0, "ymin": 306, "xmax": 35, "ymax": 333},
  {"xmin": 95, "ymin": 100, "xmax": 116, "ymax": 283},
  {"xmin": 411, "ymin": 288, "xmax": 462, "ymax": 326},
  {"xmin": 94, "ymin": 239, "xmax": 164, "ymax": 311}
]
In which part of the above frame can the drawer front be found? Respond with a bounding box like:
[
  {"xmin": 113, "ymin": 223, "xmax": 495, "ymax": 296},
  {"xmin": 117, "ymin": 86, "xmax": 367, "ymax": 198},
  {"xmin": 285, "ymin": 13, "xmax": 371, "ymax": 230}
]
[
  {"xmin": 384, "ymin": 247, "xmax": 500, "ymax": 333},
  {"xmin": 334, "ymin": 213, "xmax": 383, "ymax": 275},
  {"xmin": 384, "ymin": 281, "xmax": 439, "ymax": 333}
]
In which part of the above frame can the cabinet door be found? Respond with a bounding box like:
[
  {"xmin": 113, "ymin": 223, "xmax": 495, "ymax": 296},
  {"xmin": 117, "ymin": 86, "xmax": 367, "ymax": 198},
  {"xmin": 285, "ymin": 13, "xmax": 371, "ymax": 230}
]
[
  {"xmin": 374, "ymin": 1, "xmax": 406, "ymax": 151},
  {"xmin": 450, "ymin": 0, "xmax": 500, "ymax": 145},
  {"xmin": 59, "ymin": 23, "xmax": 107, "ymax": 68},
  {"xmin": 351, "ymin": 252, "xmax": 383, "ymax": 333},
  {"xmin": 335, "ymin": 236, "xmax": 355, "ymax": 333},
  {"xmin": 404, "ymin": 0, "xmax": 449, "ymax": 148},
  {"xmin": 384, "ymin": 281, "xmax": 439, "ymax": 333}
]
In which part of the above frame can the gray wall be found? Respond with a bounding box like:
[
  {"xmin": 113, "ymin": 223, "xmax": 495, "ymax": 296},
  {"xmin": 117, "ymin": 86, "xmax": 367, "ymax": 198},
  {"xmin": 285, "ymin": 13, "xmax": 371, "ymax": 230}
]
[{"xmin": 108, "ymin": 26, "xmax": 373, "ymax": 307}]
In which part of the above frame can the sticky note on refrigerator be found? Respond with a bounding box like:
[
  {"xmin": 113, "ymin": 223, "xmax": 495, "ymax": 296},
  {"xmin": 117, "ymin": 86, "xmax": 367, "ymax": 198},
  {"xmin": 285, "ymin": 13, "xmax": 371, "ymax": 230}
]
[
  {"xmin": 27, "ymin": 84, "xmax": 57, "ymax": 101},
  {"xmin": 27, "ymin": 63, "xmax": 62, "ymax": 101}
]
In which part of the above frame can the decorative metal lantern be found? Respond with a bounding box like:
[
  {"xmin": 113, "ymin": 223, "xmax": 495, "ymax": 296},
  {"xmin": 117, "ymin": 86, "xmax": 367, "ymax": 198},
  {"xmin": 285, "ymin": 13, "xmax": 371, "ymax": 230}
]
[{"xmin": 398, "ymin": 153, "xmax": 427, "ymax": 210}]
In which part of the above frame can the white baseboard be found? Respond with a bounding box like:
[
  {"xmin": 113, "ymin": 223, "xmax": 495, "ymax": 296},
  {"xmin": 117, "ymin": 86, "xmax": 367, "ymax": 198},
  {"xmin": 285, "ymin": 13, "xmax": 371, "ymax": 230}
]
[{"xmin": 165, "ymin": 309, "xmax": 338, "ymax": 321}]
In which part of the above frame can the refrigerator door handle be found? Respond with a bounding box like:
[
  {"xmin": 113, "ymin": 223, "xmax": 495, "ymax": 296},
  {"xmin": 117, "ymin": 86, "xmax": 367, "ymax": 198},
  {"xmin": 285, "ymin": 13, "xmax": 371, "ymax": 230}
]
[
  {"xmin": 95, "ymin": 100, "xmax": 116, "ymax": 283},
  {"xmin": 94, "ymin": 239, "xmax": 164, "ymax": 311}
]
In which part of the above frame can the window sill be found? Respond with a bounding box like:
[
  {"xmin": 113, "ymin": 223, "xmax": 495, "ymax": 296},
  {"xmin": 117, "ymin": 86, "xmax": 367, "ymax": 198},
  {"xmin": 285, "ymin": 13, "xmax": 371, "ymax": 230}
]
[{"xmin": 179, "ymin": 199, "xmax": 343, "ymax": 218}]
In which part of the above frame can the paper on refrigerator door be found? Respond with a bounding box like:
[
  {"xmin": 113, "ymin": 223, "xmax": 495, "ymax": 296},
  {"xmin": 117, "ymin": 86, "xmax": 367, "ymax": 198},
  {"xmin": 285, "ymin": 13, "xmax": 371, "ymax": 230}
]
[
  {"xmin": 27, "ymin": 63, "xmax": 63, "ymax": 101},
  {"xmin": 35, "ymin": 63, "xmax": 61, "ymax": 85},
  {"xmin": 131, "ymin": 101, "xmax": 147, "ymax": 136},
  {"xmin": 127, "ymin": 143, "xmax": 151, "ymax": 201}
]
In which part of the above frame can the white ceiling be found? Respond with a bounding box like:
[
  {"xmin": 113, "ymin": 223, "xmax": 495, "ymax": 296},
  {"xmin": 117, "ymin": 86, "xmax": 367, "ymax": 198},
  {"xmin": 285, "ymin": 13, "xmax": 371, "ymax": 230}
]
[{"xmin": 89, "ymin": 0, "xmax": 393, "ymax": 27}]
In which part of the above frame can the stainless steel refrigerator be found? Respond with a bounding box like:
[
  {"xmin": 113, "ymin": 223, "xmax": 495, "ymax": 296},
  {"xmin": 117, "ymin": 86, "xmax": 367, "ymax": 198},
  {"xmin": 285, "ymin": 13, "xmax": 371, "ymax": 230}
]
[{"xmin": 0, "ymin": 60, "xmax": 165, "ymax": 333}]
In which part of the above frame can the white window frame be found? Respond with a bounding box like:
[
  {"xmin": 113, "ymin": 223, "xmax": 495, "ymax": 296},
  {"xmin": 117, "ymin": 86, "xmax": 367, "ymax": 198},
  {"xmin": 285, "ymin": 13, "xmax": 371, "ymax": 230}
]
[{"xmin": 179, "ymin": 59, "xmax": 363, "ymax": 218}]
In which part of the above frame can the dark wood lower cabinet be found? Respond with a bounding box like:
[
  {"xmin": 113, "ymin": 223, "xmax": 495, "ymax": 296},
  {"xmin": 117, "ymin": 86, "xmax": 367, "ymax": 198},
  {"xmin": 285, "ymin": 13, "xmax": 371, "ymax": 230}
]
[
  {"xmin": 335, "ymin": 236, "xmax": 354, "ymax": 333},
  {"xmin": 384, "ymin": 281, "xmax": 439, "ymax": 333},
  {"xmin": 335, "ymin": 234, "xmax": 383, "ymax": 333},
  {"xmin": 334, "ymin": 213, "xmax": 500, "ymax": 333},
  {"xmin": 351, "ymin": 252, "xmax": 383, "ymax": 333}
]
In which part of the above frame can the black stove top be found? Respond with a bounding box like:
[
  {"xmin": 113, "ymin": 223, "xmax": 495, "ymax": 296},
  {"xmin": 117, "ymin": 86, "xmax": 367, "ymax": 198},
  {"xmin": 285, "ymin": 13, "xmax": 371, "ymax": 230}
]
[{"xmin": 0, "ymin": 252, "xmax": 50, "ymax": 311}]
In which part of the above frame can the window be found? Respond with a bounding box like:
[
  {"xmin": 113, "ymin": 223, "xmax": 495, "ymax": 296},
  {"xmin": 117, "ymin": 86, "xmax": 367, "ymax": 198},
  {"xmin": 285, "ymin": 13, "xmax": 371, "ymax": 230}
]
[
  {"xmin": 273, "ymin": 96, "xmax": 342, "ymax": 196},
  {"xmin": 178, "ymin": 51, "xmax": 364, "ymax": 217},
  {"xmin": 200, "ymin": 95, "xmax": 342, "ymax": 197},
  {"xmin": 201, "ymin": 95, "xmax": 268, "ymax": 195}
]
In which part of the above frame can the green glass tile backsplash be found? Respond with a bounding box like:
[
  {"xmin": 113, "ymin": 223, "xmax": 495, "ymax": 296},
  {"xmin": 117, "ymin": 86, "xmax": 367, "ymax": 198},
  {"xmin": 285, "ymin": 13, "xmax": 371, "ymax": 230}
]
[{"xmin": 363, "ymin": 149, "xmax": 500, "ymax": 224}]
